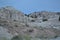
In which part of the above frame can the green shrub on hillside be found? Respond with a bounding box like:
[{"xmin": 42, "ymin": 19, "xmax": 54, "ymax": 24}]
[
  {"xmin": 11, "ymin": 35, "xmax": 31, "ymax": 40},
  {"xmin": 11, "ymin": 35, "xmax": 23, "ymax": 40},
  {"xmin": 24, "ymin": 35, "xmax": 31, "ymax": 40}
]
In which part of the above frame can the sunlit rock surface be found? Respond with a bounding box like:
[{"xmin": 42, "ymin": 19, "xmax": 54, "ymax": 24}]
[{"xmin": 0, "ymin": 6, "xmax": 60, "ymax": 40}]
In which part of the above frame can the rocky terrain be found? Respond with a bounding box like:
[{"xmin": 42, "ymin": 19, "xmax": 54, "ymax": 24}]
[{"xmin": 0, "ymin": 6, "xmax": 60, "ymax": 40}]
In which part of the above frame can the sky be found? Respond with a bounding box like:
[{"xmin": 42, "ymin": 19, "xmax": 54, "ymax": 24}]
[{"xmin": 0, "ymin": 0, "xmax": 60, "ymax": 14}]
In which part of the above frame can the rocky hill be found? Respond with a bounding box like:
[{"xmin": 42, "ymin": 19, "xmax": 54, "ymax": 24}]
[{"xmin": 0, "ymin": 6, "xmax": 60, "ymax": 40}]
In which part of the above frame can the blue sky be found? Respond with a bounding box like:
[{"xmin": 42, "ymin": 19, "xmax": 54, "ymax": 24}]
[{"xmin": 0, "ymin": 0, "xmax": 60, "ymax": 14}]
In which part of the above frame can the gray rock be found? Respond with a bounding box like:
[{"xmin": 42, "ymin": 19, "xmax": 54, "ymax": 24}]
[
  {"xmin": 0, "ymin": 6, "xmax": 60, "ymax": 40},
  {"xmin": 0, "ymin": 26, "xmax": 13, "ymax": 40}
]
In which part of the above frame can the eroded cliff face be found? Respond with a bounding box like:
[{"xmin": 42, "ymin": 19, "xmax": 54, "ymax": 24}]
[
  {"xmin": 0, "ymin": 6, "xmax": 25, "ymax": 21},
  {"xmin": 0, "ymin": 6, "xmax": 60, "ymax": 40}
]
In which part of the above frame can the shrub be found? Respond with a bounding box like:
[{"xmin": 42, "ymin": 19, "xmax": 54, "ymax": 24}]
[
  {"xmin": 59, "ymin": 16, "xmax": 60, "ymax": 21},
  {"xmin": 25, "ymin": 24, "xmax": 29, "ymax": 27},
  {"xmin": 11, "ymin": 35, "xmax": 23, "ymax": 40},
  {"xmin": 15, "ymin": 25, "xmax": 18, "ymax": 27},
  {"xmin": 43, "ymin": 19, "xmax": 48, "ymax": 22},
  {"xmin": 54, "ymin": 36, "xmax": 58, "ymax": 38},
  {"xmin": 28, "ymin": 29, "xmax": 34, "ymax": 33},
  {"xmin": 24, "ymin": 35, "xmax": 31, "ymax": 40},
  {"xmin": 30, "ymin": 16, "xmax": 34, "ymax": 18},
  {"xmin": 13, "ymin": 20, "xmax": 17, "ymax": 21},
  {"xmin": 25, "ymin": 14, "xmax": 29, "ymax": 17},
  {"xmin": 30, "ymin": 15, "xmax": 37, "ymax": 18},
  {"xmin": 34, "ymin": 15, "xmax": 37, "ymax": 18},
  {"xmin": 11, "ymin": 35, "xmax": 31, "ymax": 40},
  {"xmin": 31, "ymin": 20, "xmax": 35, "ymax": 22},
  {"xmin": 57, "ymin": 12, "xmax": 60, "ymax": 15}
]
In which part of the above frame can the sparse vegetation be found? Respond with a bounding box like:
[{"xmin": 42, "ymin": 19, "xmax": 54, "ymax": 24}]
[
  {"xmin": 24, "ymin": 35, "xmax": 31, "ymax": 40},
  {"xmin": 11, "ymin": 35, "xmax": 23, "ymax": 40},
  {"xmin": 25, "ymin": 14, "xmax": 29, "ymax": 17},
  {"xmin": 11, "ymin": 35, "xmax": 31, "ymax": 40},
  {"xmin": 30, "ymin": 15, "xmax": 37, "ymax": 18},
  {"xmin": 0, "ymin": 37, "xmax": 9, "ymax": 40}
]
